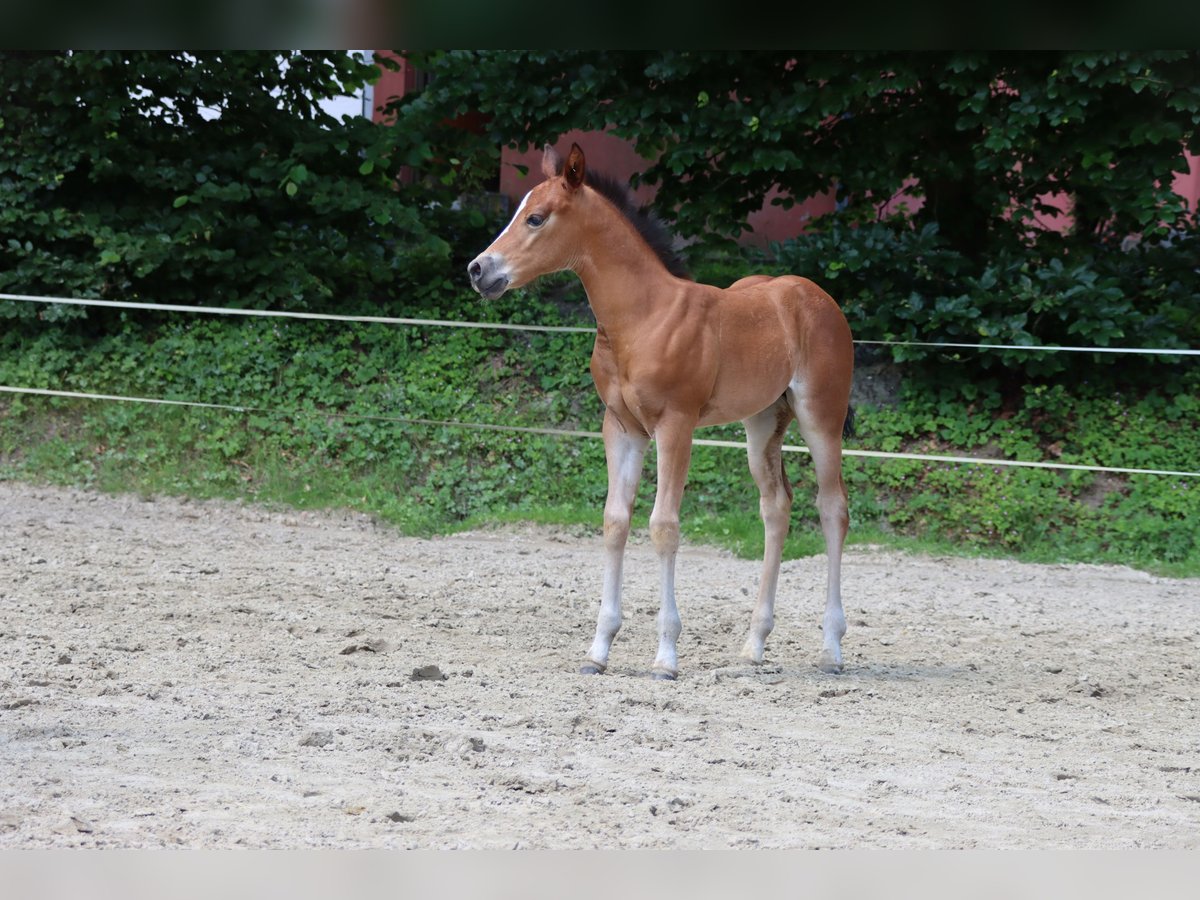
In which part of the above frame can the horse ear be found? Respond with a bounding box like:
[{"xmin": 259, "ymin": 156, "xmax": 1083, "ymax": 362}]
[
  {"xmin": 541, "ymin": 143, "xmax": 563, "ymax": 179},
  {"xmin": 564, "ymin": 143, "xmax": 586, "ymax": 189}
]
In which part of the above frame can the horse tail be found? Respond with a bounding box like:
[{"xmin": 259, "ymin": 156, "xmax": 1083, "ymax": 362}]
[{"xmin": 843, "ymin": 405, "xmax": 856, "ymax": 440}]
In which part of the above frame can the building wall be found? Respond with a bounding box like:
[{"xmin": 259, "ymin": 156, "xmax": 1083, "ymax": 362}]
[
  {"xmin": 369, "ymin": 51, "xmax": 418, "ymax": 124},
  {"xmin": 1173, "ymin": 151, "xmax": 1200, "ymax": 218}
]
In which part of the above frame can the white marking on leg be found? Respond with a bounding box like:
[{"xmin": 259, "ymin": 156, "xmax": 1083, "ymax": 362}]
[
  {"xmin": 740, "ymin": 402, "xmax": 793, "ymax": 664},
  {"xmin": 648, "ymin": 425, "xmax": 692, "ymax": 678},
  {"xmin": 584, "ymin": 417, "xmax": 647, "ymax": 672},
  {"xmin": 815, "ymin": 484, "xmax": 848, "ymax": 672},
  {"xmin": 790, "ymin": 382, "xmax": 850, "ymax": 674},
  {"xmin": 652, "ymin": 536, "xmax": 681, "ymax": 676}
]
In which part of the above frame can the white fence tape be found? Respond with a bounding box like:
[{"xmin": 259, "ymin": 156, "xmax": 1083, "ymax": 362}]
[
  {"xmin": 852, "ymin": 339, "xmax": 1200, "ymax": 356},
  {"xmin": 4, "ymin": 292, "xmax": 1198, "ymax": 355},
  {"xmin": 3, "ymin": 385, "xmax": 1197, "ymax": 479},
  {"xmin": 4, "ymin": 289, "xmax": 1197, "ymax": 478},
  {"xmin": 0, "ymin": 293, "xmax": 594, "ymax": 333}
]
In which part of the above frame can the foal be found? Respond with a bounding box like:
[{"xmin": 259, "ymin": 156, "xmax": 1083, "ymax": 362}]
[{"xmin": 468, "ymin": 143, "xmax": 854, "ymax": 679}]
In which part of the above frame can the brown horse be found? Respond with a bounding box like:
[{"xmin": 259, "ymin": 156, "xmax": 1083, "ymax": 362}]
[{"xmin": 468, "ymin": 142, "xmax": 854, "ymax": 679}]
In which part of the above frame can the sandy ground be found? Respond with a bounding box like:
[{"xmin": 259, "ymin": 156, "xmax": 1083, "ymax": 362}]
[{"xmin": 1, "ymin": 480, "xmax": 1198, "ymax": 849}]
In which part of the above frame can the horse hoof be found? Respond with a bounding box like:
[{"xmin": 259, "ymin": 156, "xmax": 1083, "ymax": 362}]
[
  {"xmin": 817, "ymin": 651, "xmax": 844, "ymax": 675},
  {"xmin": 651, "ymin": 671, "xmax": 677, "ymax": 681},
  {"xmin": 579, "ymin": 661, "xmax": 606, "ymax": 675},
  {"xmin": 739, "ymin": 643, "xmax": 765, "ymax": 665}
]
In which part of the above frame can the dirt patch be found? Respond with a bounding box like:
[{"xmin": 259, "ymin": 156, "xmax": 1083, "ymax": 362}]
[
  {"xmin": 1079, "ymin": 471, "xmax": 1129, "ymax": 509},
  {"xmin": 1, "ymin": 481, "xmax": 1198, "ymax": 848}
]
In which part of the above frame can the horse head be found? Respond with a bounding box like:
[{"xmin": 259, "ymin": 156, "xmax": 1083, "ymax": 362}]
[{"xmin": 468, "ymin": 142, "xmax": 588, "ymax": 300}]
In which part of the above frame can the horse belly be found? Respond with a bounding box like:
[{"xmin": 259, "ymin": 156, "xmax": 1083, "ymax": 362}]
[{"xmin": 697, "ymin": 364, "xmax": 793, "ymax": 427}]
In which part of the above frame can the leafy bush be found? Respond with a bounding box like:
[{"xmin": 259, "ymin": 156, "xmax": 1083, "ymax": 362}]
[
  {"xmin": 848, "ymin": 375, "xmax": 1200, "ymax": 571},
  {"xmin": 405, "ymin": 51, "xmax": 1200, "ymax": 383},
  {"xmin": 765, "ymin": 221, "xmax": 1200, "ymax": 376},
  {"xmin": 408, "ymin": 51, "xmax": 1200, "ymax": 256},
  {"xmin": 0, "ymin": 51, "xmax": 499, "ymax": 331}
]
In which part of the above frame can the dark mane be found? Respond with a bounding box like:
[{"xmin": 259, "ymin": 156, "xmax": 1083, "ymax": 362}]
[{"xmin": 586, "ymin": 169, "xmax": 690, "ymax": 279}]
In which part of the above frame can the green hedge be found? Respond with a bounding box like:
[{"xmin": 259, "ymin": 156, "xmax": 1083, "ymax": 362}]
[
  {"xmin": 757, "ymin": 222, "xmax": 1200, "ymax": 376},
  {"xmin": 3, "ymin": 286, "xmax": 1197, "ymax": 576}
]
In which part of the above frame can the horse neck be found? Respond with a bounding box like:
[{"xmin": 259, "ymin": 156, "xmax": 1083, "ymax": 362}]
[{"xmin": 570, "ymin": 196, "xmax": 680, "ymax": 333}]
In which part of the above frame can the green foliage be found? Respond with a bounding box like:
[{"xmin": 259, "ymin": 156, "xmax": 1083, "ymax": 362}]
[
  {"xmin": 765, "ymin": 222, "xmax": 1200, "ymax": 373},
  {"xmin": 3, "ymin": 51, "xmax": 1199, "ymax": 577},
  {"xmin": 3, "ymin": 291, "xmax": 1198, "ymax": 575},
  {"xmin": 407, "ymin": 51, "xmax": 1200, "ymax": 251},
  {"xmin": 0, "ymin": 51, "xmax": 497, "ymax": 327},
  {"xmin": 847, "ymin": 374, "xmax": 1200, "ymax": 573},
  {"xmin": 405, "ymin": 51, "xmax": 1200, "ymax": 379},
  {"xmin": 0, "ymin": 286, "xmax": 608, "ymax": 529}
]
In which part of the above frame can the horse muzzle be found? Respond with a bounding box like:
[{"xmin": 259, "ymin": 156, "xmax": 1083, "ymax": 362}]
[{"xmin": 467, "ymin": 255, "xmax": 510, "ymax": 300}]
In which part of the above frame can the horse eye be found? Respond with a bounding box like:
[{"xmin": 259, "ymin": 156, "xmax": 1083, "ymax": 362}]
[{"xmin": 526, "ymin": 214, "xmax": 546, "ymax": 228}]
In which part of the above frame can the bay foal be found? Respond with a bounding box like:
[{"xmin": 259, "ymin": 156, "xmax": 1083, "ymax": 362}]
[{"xmin": 468, "ymin": 143, "xmax": 854, "ymax": 679}]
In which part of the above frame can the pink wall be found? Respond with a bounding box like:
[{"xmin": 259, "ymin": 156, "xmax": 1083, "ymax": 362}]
[
  {"xmin": 369, "ymin": 51, "xmax": 415, "ymax": 125},
  {"xmin": 1173, "ymin": 151, "xmax": 1200, "ymax": 217}
]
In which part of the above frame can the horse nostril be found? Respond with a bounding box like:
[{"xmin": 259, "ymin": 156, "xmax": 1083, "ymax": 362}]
[{"xmin": 468, "ymin": 261, "xmax": 482, "ymax": 281}]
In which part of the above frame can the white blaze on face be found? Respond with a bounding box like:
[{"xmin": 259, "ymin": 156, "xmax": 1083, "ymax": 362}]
[{"xmin": 495, "ymin": 191, "xmax": 531, "ymax": 242}]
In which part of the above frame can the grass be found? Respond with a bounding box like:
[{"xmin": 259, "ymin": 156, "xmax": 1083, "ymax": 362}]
[
  {"xmin": 4, "ymin": 395, "xmax": 1196, "ymax": 580},
  {"xmin": 2, "ymin": 298, "xmax": 1198, "ymax": 578}
]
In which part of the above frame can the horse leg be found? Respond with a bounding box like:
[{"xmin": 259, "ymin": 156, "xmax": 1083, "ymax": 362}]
[
  {"xmin": 581, "ymin": 409, "xmax": 649, "ymax": 675},
  {"xmin": 789, "ymin": 388, "xmax": 851, "ymax": 674},
  {"xmin": 647, "ymin": 418, "xmax": 695, "ymax": 680},
  {"xmin": 740, "ymin": 398, "xmax": 795, "ymax": 664}
]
